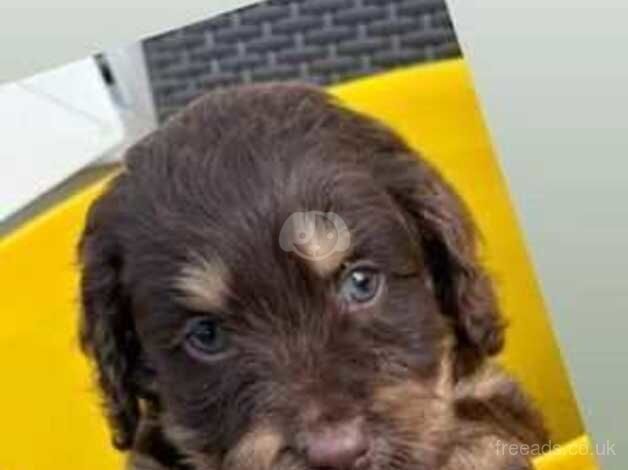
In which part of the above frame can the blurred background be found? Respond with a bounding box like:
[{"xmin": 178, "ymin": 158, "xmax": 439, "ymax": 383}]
[
  {"xmin": 0, "ymin": 1, "xmax": 598, "ymax": 469},
  {"xmin": 0, "ymin": 0, "xmax": 460, "ymax": 230},
  {"xmin": 138, "ymin": 0, "xmax": 459, "ymax": 121}
]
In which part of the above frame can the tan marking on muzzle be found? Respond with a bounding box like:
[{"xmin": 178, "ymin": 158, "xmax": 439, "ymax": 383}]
[
  {"xmin": 126, "ymin": 453, "xmax": 167, "ymax": 470},
  {"xmin": 371, "ymin": 374, "xmax": 456, "ymax": 467},
  {"xmin": 436, "ymin": 340, "xmax": 455, "ymax": 397},
  {"xmin": 225, "ymin": 425, "xmax": 284, "ymax": 470},
  {"xmin": 373, "ymin": 346, "xmax": 454, "ymax": 412},
  {"xmin": 454, "ymin": 363, "xmax": 510, "ymax": 403},
  {"xmin": 372, "ymin": 350, "xmax": 456, "ymax": 440},
  {"xmin": 443, "ymin": 434, "xmax": 528, "ymax": 470},
  {"xmin": 160, "ymin": 421, "xmax": 220, "ymax": 470}
]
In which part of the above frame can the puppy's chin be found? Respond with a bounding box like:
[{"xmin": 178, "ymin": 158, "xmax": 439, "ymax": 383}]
[
  {"xmin": 367, "ymin": 381, "xmax": 455, "ymax": 470},
  {"xmin": 159, "ymin": 379, "xmax": 453, "ymax": 470}
]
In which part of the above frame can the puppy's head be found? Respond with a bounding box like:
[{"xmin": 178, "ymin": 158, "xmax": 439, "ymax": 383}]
[{"xmin": 79, "ymin": 83, "xmax": 504, "ymax": 469}]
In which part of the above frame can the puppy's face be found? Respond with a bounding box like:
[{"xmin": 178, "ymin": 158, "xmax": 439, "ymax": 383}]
[
  {"xmin": 134, "ymin": 162, "xmax": 449, "ymax": 470},
  {"xmin": 79, "ymin": 84, "xmax": 504, "ymax": 470}
]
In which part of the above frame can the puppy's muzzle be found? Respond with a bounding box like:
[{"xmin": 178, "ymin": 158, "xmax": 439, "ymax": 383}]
[{"xmin": 302, "ymin": 416, "xmax": 369, "ymax": 469}]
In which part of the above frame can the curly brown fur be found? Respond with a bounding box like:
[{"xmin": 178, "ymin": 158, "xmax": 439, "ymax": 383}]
[{"xmin": 78, "ymin": 82, "xmax": 548, "ymax": 470}]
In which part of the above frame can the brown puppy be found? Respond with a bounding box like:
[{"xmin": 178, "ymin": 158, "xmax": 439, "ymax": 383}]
[{"xmin": 78, "ymin": 83, "xmax": 548, "ymax": 470}]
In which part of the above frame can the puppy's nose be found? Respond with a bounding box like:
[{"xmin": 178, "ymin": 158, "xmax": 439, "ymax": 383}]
[{"xmin": 304, "ymin": 417, "xmax": 369, "ymax": 469}]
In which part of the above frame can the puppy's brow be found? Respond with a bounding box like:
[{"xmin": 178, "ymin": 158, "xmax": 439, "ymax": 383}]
[
  {"xmin": 299, "ymin": 219, "xmax": 350, "ymax": 277},
  {"xmin": 306, "ymin": 243, "xmax": 347, "ymax": 279},
  {"xmin": 176, "ymin": 257, "xmax": 230, "ymax": 313}
]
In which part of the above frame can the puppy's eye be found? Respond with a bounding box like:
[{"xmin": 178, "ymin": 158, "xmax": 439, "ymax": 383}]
[
  {"xmin": 339, "ymin": 264, "xmax": 384, "ymax": 307},
  {"xmin": 184, "ymin": 318, "xmax": 229, "ymax": 357}
]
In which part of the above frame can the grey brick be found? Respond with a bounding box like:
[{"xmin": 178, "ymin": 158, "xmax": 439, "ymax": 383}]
[
  {"xmin": 239, "ymin": 4, "xmax": 290, "ymax": 24},
  {"xmin": 276, "ymin": 45, "xmax": 327, "ymax": 64},
  {"xmin": 213, "ymin": 24, "xmax": 263, "ymax": 43},
  {"xmin": 162, "ymin": 31, "xmax": 200, "ymax": 48},
  {"xmin": 154, "ymin": 86, "xmax": 198, "ymax": 105},
  {"xmin": 189, "ymin": 44, "xmax": 238, "ymax": 62},
  {"xmin": 310, "ymin": 56, "xmax": 361, "ymax": 74},
  {"xmin": 198, "ymin": 72, "xmax": 243, "ymax": 88},
  {"xmin": 372, "ymin": 48, "xmax": 427, "ymax": 67},
  {"xmin": 143, "ymin": 0, "xmax": 461, "ymax": 122},
  {"xmin": 153, "ymin": 84, "xmax": 179, "ymax": 100},
  {"xmin": 433, "ymin": 41, "xmax": 461, "ymax": 58},
  {"xmin": 336, "ymin": 36, "xmax": 391, "ymax": 55},
  {"xmin": 334, "ymin": 70, "xmax": 367, "ymax": 82},
  {"xmin": 367, "ymin": 17, "xmax": 423, "ymax": 35},
  {"xmin": 333, "ymin": 6, "xmax": 387, "ymax": 25},
  {"xmin": 186, "ymin": 14, "xmax": 232, "ymax": 33},
  {"xmin": 305, "ymin": 74, "xmax": 331, "ymax": 85},
  {"xmin": 245, "ymin": 34, "xmax": 293, "ymax": 53},
  {"xmin": 250, "ymin": 64, "xmax": 300, "ymax": 81},
  {"xmin": 144, "ymin": 53, "xmax": 184, "ymax": 70},
  {"xmin": 175, "ymin": 35, "xmax": 206, "ymax": 50},
  {"xmin": 397, "ymin": 0, "xmax": 445, "ymax": 16},
  {"xmin": 304, "ymin": 26, "xmax": 358, "ymax": 45},
  {"xmin": 431, "ymin": 10, "xmax": 454, "ymax": 27},
  {"xmin": 272, "ymin": 15, "xmax": 325, "ymax": 34},
  {"xmin": 299, "ymin": 0, "xmax": 353, "ymax": 14},
  {"xmin": 219, "ymin": 54, "xmax": 266, "ymax": 72},
  {"xmin": 400, "ymin": 28, "xmax": 455, "ymax": 48},
  {"xmin": 161, "ymin": 64, "xmax": 214, "ymax": 81}
]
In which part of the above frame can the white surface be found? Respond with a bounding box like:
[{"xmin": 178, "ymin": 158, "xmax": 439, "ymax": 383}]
[
  {"xmin": 0, "ymin": 58, "xmax": 124, "ymax": 222},
  {"xmin": 0, "ymin": 1, "xmax": 258, "ymax": 84},
  {"xmin": 447, "ymin": 1, "xmax": 628, "ymax": 468},
  {"xmin": 96, "ymin": 43, "xmax": 160, "ymax": 164}
]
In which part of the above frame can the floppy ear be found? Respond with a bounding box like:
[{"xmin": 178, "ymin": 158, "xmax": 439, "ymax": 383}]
[
  {"xmin": 384, "ymin": 156, "xmax": 505, "ymax": 376},
  {"xmin": 78, "ymin": 184, "xmax": 147, "ymax": 450}
]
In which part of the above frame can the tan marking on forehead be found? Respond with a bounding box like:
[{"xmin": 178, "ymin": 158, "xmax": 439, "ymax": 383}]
[
  {"xmin": 225, "ymin": 425, "xmax": 284, "ymax": 470},
  {"xmin": 304, "ymin": 242, "xmax": 348, "ymax": 278},
  {"xmin": 176, "ymin": 257, "xmax": 230, "ymax": 312},
  {"xmin": 296, "ymin": 215, "xmax": 351, "ymax": 277}
]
